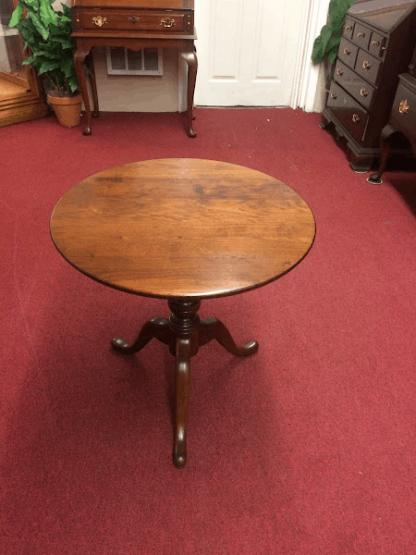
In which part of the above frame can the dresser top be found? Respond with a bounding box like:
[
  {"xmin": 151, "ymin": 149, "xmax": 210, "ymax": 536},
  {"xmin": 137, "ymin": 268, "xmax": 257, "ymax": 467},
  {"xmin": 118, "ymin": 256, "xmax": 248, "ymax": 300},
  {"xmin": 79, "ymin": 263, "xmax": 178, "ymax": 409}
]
[
  {"xmin": 348, "ymin": 0, "xmax": 416, "ymax": 32},
  {"xmin": 72, "ymin": 0, "xmax": 194, "ymax": 8}
]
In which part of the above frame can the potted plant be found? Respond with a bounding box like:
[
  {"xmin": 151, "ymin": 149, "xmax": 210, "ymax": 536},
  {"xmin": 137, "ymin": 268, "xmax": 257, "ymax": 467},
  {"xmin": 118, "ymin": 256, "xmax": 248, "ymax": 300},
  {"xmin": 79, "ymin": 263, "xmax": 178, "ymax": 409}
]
[{"xmin": 9, "ymin": 0, "xmax": 82, "ymax": 127}]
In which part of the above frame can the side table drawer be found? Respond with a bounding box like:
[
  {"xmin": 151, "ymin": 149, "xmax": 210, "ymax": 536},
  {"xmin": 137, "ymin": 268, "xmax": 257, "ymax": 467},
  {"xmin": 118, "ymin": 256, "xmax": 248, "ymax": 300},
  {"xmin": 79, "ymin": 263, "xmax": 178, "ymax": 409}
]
[
  {"xmin": 352, "ymin": 23, "xmax": 370, "ymax": 50},
  {"xmin": 368, "ymin": 32, "xmax": 388, "ymax": 60},
  {"xmin": 390, "ymin": 78, "xmax": 416, "ymax": 133},
  {"xmin": 355, "ymin": 49, "xmax": 382, "ymax": 86},
  {"xmin": 338, "ymin": 38, "xmax": 359, "ymax": 70},
  {"xmin": 343, "ymin": 17, "xmax": 355, "ymax": 40},
  {"xmin": 334, "ymin": 60, "xmax": 375, "ymax": 110},
  {"xmin": 73, "ymin": 9, "xmax": 194, "ymax": 34},
  {"xmin": 328, "ymin": 81, "xmax": 369, "ymax": 142}
]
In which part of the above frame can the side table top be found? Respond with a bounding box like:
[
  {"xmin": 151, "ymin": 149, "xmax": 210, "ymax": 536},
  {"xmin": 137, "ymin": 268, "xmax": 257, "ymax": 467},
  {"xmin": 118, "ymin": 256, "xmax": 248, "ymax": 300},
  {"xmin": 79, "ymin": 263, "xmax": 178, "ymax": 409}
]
[{"xmin": 50, "ymin": 159, "xmax": 316, "ymax": 299}]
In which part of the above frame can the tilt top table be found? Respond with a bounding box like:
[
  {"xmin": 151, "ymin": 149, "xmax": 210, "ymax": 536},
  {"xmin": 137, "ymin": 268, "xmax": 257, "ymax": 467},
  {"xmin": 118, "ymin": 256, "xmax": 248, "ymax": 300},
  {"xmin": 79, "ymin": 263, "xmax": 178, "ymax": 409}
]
[{"xmin": 50, "ymin": 159, "xmax": 316, "ymax": 468}]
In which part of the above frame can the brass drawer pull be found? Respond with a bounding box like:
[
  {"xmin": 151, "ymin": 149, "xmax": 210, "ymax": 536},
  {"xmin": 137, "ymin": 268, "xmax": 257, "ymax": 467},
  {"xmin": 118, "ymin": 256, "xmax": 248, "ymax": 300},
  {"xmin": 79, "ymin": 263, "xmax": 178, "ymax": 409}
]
[
  {"xmin": 344, "ymin": 48, "xmax": 351, "ymax": 55},
  {"xmin": 362, "ymin": 60, "xmax": 371, "ymax": 70},
  {"xmin": 357, "ymin": 32, "xmax": 365, "ymax": 38},
  {"xmin": 371, "ymin": 40, "xmax": 379, "ymax": 47},
  {"xmin": 92, "ymin": 15, "xmax": 108, "ymax": 27},
  {"xmin": 398, "ymin": 99, "xmax": 409, "ymax": 115},
  {"xmin": 330, "ymin": 93, "xmax": 337, "ymax": 99},
  {"xmin": 352, "ymin": 114, "xmax": 360, "ymax": 123},
  {"xmin": 129, "ymin": 16, "xmax": 139, "ymax": 23},
  {"xmin": 160, "ymin": 17, "xmax": 176, "ymax": 28},
  {"xmin": 336, "ymin": 68, "xmax": 343, "ymax": 76},
  {"xmin": 345, "ymin": 25, "xmax": 352, "ymax": 30},
  {"xmin": 360, "ymin": 88, "xmax": 368, "ymax": 98}
]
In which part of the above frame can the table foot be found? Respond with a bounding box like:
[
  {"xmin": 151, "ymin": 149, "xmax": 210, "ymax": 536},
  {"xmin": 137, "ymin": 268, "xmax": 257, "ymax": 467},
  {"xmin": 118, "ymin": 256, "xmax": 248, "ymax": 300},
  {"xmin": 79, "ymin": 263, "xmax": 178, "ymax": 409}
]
[
  {"xmin": 112, "ymin": 299, "xmax": 258, "ymax": 467},
  {"xmin": 83, "ymin": 126, "xmax": 92, "ymax": 136},
  {"xmin": 199, "ymin": 317, "xmax": 259, "ymax": 356},
  {"xmin": 111, "ymin": 316, "xmax": 170, "ymax": 354}
]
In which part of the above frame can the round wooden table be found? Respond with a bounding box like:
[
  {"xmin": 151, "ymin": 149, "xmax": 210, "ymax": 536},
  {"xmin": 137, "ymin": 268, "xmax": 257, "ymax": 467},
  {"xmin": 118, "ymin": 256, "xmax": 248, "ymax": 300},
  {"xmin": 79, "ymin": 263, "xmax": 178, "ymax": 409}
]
[{"xmin": 50, "ymin": 159, "xmax": 316, "ymax": 468}]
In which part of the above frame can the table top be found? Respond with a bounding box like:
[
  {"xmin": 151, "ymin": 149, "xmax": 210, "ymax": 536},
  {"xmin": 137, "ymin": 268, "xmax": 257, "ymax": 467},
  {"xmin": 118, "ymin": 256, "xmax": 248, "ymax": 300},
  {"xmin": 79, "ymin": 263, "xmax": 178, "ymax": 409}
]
[{"xmin": 50, "ymin": 159, "xmax": 316, "ymax": 299}]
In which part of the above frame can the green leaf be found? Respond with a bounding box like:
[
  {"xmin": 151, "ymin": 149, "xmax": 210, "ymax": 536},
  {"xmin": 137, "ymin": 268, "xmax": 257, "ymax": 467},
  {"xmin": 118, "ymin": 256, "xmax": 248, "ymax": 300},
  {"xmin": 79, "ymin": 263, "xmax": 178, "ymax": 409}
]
[
  {"xmin": 328, "ymin": 48, "xmax": 338, "ymax": 65},
  {"xmin": 38, "ymin": 60, "xmax": 60, "ymax": 74},
  {"xmin": 67, "ymin": 75, "xmax": 79, "ymax": 93},
  {"xmin": 9, "ymin": 5, "xmax": 23, "ymax": 27},
  {"xmin": 61, "ymin": 57, "xmax": 75, "ymax": 78},
  {"xmin": 329, "ymin": 0, "xmax": 356, "ymax": 32},
  {"xmin": 39, "ymin": 0, "xmax": 58, "ymax": 26},
  {"xmin": 28, "ymin": 11, "xmax": 49, "ymax": 40},
  {"xmin": 312, "ymin": 25, "xmax": 333, "ymax": 64}
]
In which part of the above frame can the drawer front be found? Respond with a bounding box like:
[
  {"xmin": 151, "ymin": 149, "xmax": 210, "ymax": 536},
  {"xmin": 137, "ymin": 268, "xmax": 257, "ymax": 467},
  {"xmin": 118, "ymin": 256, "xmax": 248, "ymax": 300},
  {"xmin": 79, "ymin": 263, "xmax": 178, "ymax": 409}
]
[
  {"xmin": 391, "ymin": 80, "xmax": 416, "ymax": 132},
  {"xmin": 343, "ymin": 17, "xmax": 355, "ymax": 40},
  {"xmin": 352, "ymin": 23, "xmax": 370, "ymax": 51},
  {"xmin": 328, "ymin": 81, "xmax": 369, "ymax": 142},
  {"xmin": 75, "ymin": 9, "xmax": 193, "ymax": 34},
  {"xmin": 333, "ymin": 60, "xmax": 375, "ymax": 110},
  {"xmin": 354, "ymin": 49, "xmax": 382, "ymax": 86},
  {"xmin": 338, "ymin": 38, "xmax": 359, "ymax": 70},
  {"xmin": 368, "ymin": 32, "xmax": 388, "ymax": 60}
]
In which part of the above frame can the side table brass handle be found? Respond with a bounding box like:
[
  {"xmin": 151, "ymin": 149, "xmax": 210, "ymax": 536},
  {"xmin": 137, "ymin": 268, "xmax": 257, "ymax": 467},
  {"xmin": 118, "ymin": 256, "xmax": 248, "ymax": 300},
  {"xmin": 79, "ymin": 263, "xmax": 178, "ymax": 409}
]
[
  {"xmin": 345, "ymin": 25, "xmax": 352, "ymax": 31},
  {"xmin": 336, "ymin": 68, "xmax": 344, "ymax": 76},
  {"xmin": 398, "ymin": 99, "xmax": 409, "ymax": 115},
  {"xmin": 357, "ymin": 32, "xmax": 365, "ymax": 38},
  {"xmin": 371, "ymin": 40, "xmax": 379, "ymax": 46},
  {"xmin": 160, "ymin": 17, "xmax": 176, "ymax": 28},
  {"xmin": 92, "ymin": 15, "xmax": 108, "ymax": 27},
  {"xmin": 362, "ymin": 60, "xmax": 371, "ymax": 70},
  {"xmin": 129, "ymin": 16, "xmax": 139, "ymax": 23},
  {"xmin": 360, "ymin": 88, "xmax": 368, "ymax": 97},
  {"xmin": 344, "ymin": 48, "xmax": 351, "ymax": 55},
  {"xmin": 330, "ymin": 93, "xmax": 337, "ymax": 99},
  {"xmin": 352, "ymin": 114, "xmax": 360, "ymax": 123}
]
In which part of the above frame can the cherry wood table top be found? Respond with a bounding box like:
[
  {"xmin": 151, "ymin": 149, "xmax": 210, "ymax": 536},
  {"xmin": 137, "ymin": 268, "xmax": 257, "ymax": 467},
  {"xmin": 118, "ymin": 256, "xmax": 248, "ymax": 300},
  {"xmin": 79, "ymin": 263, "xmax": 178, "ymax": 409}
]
[{"xmin": 50, "ymin": 159, "xmax": 316, "ymax": 299}]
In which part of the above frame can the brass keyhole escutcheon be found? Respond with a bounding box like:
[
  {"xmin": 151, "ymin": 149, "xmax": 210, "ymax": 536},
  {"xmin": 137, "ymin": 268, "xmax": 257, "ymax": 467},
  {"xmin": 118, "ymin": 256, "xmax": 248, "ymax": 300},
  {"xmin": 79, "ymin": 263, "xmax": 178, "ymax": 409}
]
[
  {"xmin": 129, "ymin": 16, "xmax": 139, "ymax": 23},
  {"xmin": 160, "ymin": 17, "xmax": 176, "ymax": 28},
  {"xmin": 398, "ymin": 99, "xmax": 409, "ymax": 115},
  {"xmin": 92, "ymin": 15, "xmax": 108, "ymax": 27}
]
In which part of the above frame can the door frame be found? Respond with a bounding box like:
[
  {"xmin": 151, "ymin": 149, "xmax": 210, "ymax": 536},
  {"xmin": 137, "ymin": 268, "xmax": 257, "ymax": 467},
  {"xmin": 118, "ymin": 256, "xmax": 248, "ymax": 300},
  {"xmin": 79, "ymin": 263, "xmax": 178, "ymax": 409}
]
[{"xmin": 179, "ymin": 0, "xmax": 329, "ymax": 113}]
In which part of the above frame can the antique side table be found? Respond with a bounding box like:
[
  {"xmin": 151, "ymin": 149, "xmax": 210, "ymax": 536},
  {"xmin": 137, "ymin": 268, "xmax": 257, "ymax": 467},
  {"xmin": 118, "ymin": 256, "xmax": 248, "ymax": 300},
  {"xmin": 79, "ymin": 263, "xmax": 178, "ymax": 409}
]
[
  {"xmin": 71, "ymin": 0, "xmax": 197, "ymax": 137},
  {"xmin": 50, "ymin": 159, "xmax": 316, "ymax": 468}
]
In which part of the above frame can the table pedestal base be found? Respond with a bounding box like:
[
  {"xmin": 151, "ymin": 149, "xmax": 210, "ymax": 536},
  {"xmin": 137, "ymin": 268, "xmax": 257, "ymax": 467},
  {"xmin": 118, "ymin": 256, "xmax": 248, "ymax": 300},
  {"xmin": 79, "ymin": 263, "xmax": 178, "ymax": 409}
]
[{"xmin": 111, "ymin": 298, "xmax": 258, "ymax": 468}]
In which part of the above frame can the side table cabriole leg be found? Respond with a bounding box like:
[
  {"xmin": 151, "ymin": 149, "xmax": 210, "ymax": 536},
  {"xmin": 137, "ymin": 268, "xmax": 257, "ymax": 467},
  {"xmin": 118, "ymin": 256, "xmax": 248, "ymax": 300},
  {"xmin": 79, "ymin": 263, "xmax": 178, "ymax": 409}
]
[
  {"xmin": 74, "ymin": 46, "xmax": 92, "ymax": 136},
  {"xmin": 111, "ymin": 298, "xmax": 258, "ymax": 468},
  {"xmin": 85, "ymin": 52, "xmax": 100, "ymax": 118},
  {"xmin": 368, "ymin": 124, "xmax": 396, "ymax": 184},
  {"xmin": 182, "ymin": 49, "xmax": 198, "ymax": 138}
]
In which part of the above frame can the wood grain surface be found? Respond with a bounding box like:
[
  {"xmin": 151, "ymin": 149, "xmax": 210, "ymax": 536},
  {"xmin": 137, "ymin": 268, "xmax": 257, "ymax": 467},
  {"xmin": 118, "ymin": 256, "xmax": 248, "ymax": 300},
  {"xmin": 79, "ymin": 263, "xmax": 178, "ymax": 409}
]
[{"xmin": 50, "ymin": 159, "xmax": 316, "ymax": 299}]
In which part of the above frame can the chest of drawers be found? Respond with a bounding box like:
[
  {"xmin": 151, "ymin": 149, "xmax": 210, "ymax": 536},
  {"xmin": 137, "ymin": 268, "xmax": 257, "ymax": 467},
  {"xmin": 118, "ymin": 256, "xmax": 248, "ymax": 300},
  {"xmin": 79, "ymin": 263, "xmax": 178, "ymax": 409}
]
[
  {"xmin": 71, "ymin": 0, "xmax": 197, "ymax": 137},
  {"xmin": 321, "ymin": 0, "xmax": 416, "ymax": 171}
]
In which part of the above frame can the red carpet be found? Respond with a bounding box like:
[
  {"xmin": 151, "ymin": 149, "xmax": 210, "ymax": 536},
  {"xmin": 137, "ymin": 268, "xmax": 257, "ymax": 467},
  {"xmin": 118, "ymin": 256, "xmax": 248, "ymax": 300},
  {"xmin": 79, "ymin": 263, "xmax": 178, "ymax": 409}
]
[{"xmin": 1, "ymin": 109, "xmax": 415, "ymax": 554}]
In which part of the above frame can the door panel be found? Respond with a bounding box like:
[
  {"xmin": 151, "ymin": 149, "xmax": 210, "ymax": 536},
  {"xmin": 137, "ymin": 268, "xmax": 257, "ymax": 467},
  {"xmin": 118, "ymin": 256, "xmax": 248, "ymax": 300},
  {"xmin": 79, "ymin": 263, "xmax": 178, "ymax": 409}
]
[{"xmin": 195, "ymin": 0, "xmax": 307, "ymax": 106}]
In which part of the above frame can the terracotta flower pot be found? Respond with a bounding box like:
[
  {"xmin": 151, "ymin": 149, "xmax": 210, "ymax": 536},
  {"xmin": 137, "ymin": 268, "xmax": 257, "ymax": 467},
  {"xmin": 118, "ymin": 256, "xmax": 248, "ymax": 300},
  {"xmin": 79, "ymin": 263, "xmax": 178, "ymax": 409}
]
[{"xmin": 47, "ymin": 91, "xmax": 82, "ymax": 127}]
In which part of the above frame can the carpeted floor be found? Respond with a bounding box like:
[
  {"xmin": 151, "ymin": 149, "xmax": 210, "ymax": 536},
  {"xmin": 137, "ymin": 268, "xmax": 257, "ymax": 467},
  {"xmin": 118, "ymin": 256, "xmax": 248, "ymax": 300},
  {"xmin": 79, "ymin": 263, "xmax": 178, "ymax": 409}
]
[{"xmin": 1, "ymin": 108, "xmax": 415, "ymax": 554}]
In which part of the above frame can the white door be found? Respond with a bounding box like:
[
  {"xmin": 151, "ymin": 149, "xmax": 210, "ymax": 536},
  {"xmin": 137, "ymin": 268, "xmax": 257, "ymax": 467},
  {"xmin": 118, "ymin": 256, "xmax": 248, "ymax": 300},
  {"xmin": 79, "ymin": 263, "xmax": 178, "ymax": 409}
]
[{"xmin": 194, "ymin": 0, "xmax": 308, "ymax": 107}]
